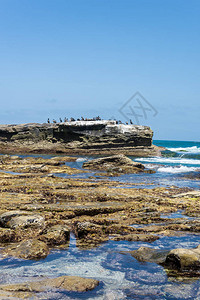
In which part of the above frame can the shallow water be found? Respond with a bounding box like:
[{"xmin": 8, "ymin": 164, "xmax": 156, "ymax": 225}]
[{"xmin": 1, "ymin": 233, "xmax": 200, "ymax": 299}]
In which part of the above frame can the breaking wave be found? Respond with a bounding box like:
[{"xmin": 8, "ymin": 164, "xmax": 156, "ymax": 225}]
[{"xmin": 135, "ymin": 157, "xmax": 200, "ymax": 166}]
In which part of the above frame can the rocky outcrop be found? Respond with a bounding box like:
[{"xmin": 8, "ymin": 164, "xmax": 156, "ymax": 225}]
[
  {"xmin": 82, "ymin": 154, "xmax": 145, "ymax": 173},
  {"xmin": 0, "ymin": 121, "xmax": 158, "ymax": 156}
]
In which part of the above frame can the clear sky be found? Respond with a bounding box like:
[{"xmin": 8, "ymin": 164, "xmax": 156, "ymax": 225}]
[{"xmin": 0, "ymin": 0, "xmax": 200, "ymax": 141}]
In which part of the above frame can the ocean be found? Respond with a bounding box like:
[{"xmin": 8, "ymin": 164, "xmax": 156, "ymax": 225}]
[
  {"xmin": 1, "ymin": 141, "xmax": 200, "ymax": 299},
  {"xmin": 132, "ymin": 139, "xmax": 200, "ymax": 189},
  {"xmin": 62, "ymin": 140, "xmax": 200, "ymax": 190}
]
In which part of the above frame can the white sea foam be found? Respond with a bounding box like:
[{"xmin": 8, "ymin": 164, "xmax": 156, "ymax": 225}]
[
  {"xmin": 167, "ymin": 146, "xmax": 200, "ymax": 153},
  {"xmin": 136, "ymin": 157, "xmax": 200, "ymax": 165},
  {"xmin": 157, "ymin": 165, "xmax": 199, "ymax": 174},
  {"xmin": 76, "ymin": 157, "xmax": 88, "ymax": 162}
]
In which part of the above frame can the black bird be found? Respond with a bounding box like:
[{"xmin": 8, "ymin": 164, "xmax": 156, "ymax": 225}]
[
  {"xmin": 130, "ymin": 119, "xmax": 133, "ymax": 124},
  {"xmin": 47, "ymin": 118, "xmax": 50, "ymax": 123},
  {"xmin": 59, "ymin": 118, "xmax": 62, "ymax": 123},
  {"xmin": 126, "ymin": 122, "xmax": 128, "ymax": 125},
  {"xmin": 53, "ymin": 119, "xmax": 57, "ymax": 123}
]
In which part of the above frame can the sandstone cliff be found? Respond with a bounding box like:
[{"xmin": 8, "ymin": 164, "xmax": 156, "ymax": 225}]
[{"xmin": 0, "ymin": 120, "xmax": 159, "ymax": 156}]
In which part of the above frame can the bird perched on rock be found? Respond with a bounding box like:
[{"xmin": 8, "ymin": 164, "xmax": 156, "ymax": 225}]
[
  {"xmin": 130, "ymin": 119, "xmax": 133, "ymax": 124},
  {"xmin": 53, "ymin": 119, "xmax": 57, "ymax": 123},
  {"xmin": 47, "ymin": 118, "xmax": 50, "ymax": 123}
]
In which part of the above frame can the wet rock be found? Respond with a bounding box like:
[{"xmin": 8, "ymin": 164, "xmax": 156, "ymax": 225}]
[
  {"xmin": 111, "ymin": 233, "xmax": 159, "ymax": 242},
  {"xmin": 0, "ymin": 228, "xmax": 18, "ymax": 243},
  {"xmin": 165, "ymin": 245, "xmax": 200, "ymax": 271},
  {"xmin": 130, "ymin": 244, "xmax": 200, "ymax": 276},
  {"xmin": 128, "ymin": 246, "xmax": 169, "ymax": 264},
  {"xmin": 73, "ymin": 221, "xmax": 103, "ymax": 239},
  {"xmin": 3, "ymin": 239, "xmax": 49, "ymax": 260},
  {"xmin": 82, "ymin": 154, "xmax": 145, "ymax": 173},
  {"xmin": 73, "ymin": 221, "xmax": 109, "ymax": 248},
  {"xmin": 0, "ymin": 275, "xmax": 99, "ymax": 293},
  {"xmin": 39, "ymin": 224, "xmax": 70, "ymax": 246}
]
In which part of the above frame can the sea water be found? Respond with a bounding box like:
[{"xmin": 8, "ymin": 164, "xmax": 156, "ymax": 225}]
[
  {"xmin": 1, "ymin": 141, "xmax": 200, "ymax": 299},
  {"xmin": 61, "ymin": 140, "xmax": 200, "ymax": 189}
]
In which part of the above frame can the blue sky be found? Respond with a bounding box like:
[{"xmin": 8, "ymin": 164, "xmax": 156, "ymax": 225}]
[{"xmin": 0, "ymin": 0, "xmax": 200, "ymax": 140}]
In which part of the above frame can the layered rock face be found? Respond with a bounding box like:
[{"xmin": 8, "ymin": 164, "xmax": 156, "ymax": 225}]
[{"xmin": 0, "ymin": 120, "xmax": 157, "ymax": 156}]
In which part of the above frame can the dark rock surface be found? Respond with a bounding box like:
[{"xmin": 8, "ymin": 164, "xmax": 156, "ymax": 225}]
[
  {"xmin": 0, "ymin": 121, "xmax": 158, "ymax": 156},
  {"xmin": 165, "ymin": 245, "xmax": 200, "ymax": 271},
  {"xmin": 39, "ymin": 224, "xmax": 70, "ymax": 246}
]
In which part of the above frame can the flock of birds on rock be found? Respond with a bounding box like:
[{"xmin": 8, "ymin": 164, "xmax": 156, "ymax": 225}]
[{"xmin": 47, "ymin": 117, "xmax": 134, "ymax": 125}]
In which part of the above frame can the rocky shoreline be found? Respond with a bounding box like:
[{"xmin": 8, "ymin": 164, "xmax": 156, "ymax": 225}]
[{"xmin": 0, "ymin": 153, "xmax": 200, "ymax": 297}]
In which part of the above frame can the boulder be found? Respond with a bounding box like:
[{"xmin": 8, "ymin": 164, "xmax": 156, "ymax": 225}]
[
  {"xmin": 0, "ymin": 211, "xmax": 45, "ymax": 229},
  {"xmin": 39, "ymin": 225, "xmax": 70, "ymax": 246},
  {"xmin": 129, "ymin": 244, "xmax": 200, "ymax": 275},
  {"xmin": 82, "ymin": 154, "xmax": 145, "ymax": 174},
  {"xmin": 8, "ymin": 214, "xmax": 45, "ymax": 229},
  {"xmin": 0, "ymin": 275, "xmax": 99, "ymax": 293},
  {"xmin": 3, "ymin": 239, "xmax": 49, "ymax": 260},
  {"xmin": 128, "ymin": 246, "xmax": 169, "ymax": 264},
  {"xmin": 165, "ymin": 245, "xmax": 200, "ymax": 270}
]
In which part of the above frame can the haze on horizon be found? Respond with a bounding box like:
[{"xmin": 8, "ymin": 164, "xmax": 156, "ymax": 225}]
[{"xmin": 0, "ymin": 0, "xmax": 200, "ymax": 141}]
